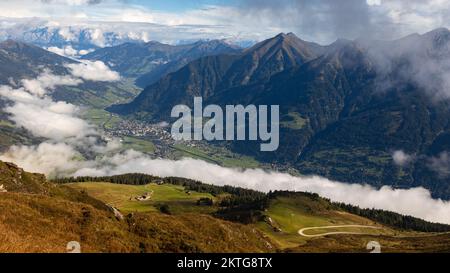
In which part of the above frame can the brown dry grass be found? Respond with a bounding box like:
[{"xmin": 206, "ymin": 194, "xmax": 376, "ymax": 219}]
[{"xmin": 0, "ymin": 192, "xmax": 275, "ymax": 253}]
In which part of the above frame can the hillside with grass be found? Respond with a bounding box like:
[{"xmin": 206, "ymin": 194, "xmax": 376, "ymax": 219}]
[
  {"xmin": 2, "ymin": 162, "xmax": 450, "ymax": 253},
  {"xmin": 58, "ymin": 173, "xmax": 450, "ymax": 253},
  {"xmin": 0, "ymin": 161, "xmax": 274, "ymax": 253}
]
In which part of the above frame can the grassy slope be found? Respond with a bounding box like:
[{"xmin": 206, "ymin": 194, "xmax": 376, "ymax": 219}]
[
  {"xmin": 255, "ymin": 196, "xmax": 393, "ymax": 249},
  {"xmin": 68, "ymin": 181, "xmax": 450, "ymax": 253},
  {"xmin": 287, "ymin": 233, "xmax": 450, "ymax": 253},
  {"xmin": 2, "ymin": 161, "xmax": 448, "ymax": 253},
  {"xmin": 255, "ymin": 194, "xmax": 450, "ymax": 253},
  {"xmin": 0, "ymin": 163, "xmax": 450, "ymax": 252},
  {"xmin": 0, "ymin": 193, "xmax": 136, "ymax": 253},
  {"xmin": 0, "ymin": 163, "xmax": 274, "ymax": 253},
  {"xmin": 0, "ymin": 192, "xmax": 274, "ymax": 253},
  {"xmin": 68, "ymin": 182, "xmax": 216, "ymax": 214}
]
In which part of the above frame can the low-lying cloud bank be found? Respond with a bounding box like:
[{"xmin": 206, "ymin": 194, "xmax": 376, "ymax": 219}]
[
  {"xmin": 47, "ymin": 46, "xmax": 94, "ymax": 58},
  {"xmin": 0, "ymin": 67, "xmax": 450, "ymax": 225},
  {"xmin": 0, "ymin": 60, "xmax": 118, "ymax": 140},
  {"xmin": 2, "ymin": 143, "xmax": 450, "ymax": 225},
  {"xmin": 66, "ymin": 60, "xmax": 120, "ymax": 82}
]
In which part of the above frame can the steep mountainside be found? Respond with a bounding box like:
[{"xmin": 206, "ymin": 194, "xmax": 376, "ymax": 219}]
[
  {"xmin": 83, "ymin": 40, "xmax": 241, "ymax": 84},
  {"xmin": 109, "ymin": 29, "xmax": 450, "ymax": 199},
  {"xmin": 135, "ymin": 40, "xmax": 242, "ymax": 87},
  {"xmin": 0, "ymin": 39, "xmax": 74, "ymax": 84},
  {"xmin": 0, "ymin": 40, "xmax": 139, "ymax": 152},
  {"xmin": 0, "ymin": 40, "xmax": 138, "ymax": 108},
  {"xmin": 109, "ymin": 33, "xmax": 324, "ymax": 119}
]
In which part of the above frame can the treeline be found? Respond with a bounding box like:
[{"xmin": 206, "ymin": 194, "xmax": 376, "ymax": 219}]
[
  {"xmin": 163, "ymin": 177, "xmax": 265, "ymax": 199},
  {"xmin": 53, "ymin": 174, "xmax": 265, "ymax": 199},
  {"xmin": 265, "ymin": 191, "xmax": 450, "ymax": 233},
  {"xmin": 53, "ymin": 173, "xmax": 268, "ymax": 224},
  {"xmin": 267, "ymin": 191, "xmax": 450, "ymax": 232},
  {"xmin": 216, "ymin": 195, "xmax": 269, "ymax": 224},
  {"xmin": 53, "ymin": 174, "xmax": 450, "ymax": 232},
  {"xmin": 53, "ymin": 173, "xmax": 159, "ymax": 185},
  {"xmin": 335, "ymin": 203, "xmax": 450, "ymax": 233}
]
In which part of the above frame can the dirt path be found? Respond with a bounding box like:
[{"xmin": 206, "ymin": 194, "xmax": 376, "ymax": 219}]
[{"xmin": 298, "ymin": 225, "xmax": 382, "ymax": 238}]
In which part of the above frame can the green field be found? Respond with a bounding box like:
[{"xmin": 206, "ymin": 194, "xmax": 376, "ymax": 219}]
[
  {"xmin": 281, "ymin": 112, "xmax": 308, "ymax": 130},
  {"xmin": 68, "ymin": 182, "xmax": 217, "ymax": 214},
  {"xmin": 65, "ymin": 179, "xmax": 450, "ymax": 253},
  {"xmin": 82, "ymin": 108, "xmax": 122, "ymax": 129},
  {"xmin": 69, "ymin": 181, "xmax": 394, "ymax": 250},
  {"xmin": 172, "ymin": 143, "xmax": 260, "ymax": 168},
  {"xmin": 256, "ymin": 196, "xmax": 392, "ymax": 249},
  {"xmin": 121, "ymin": 136, "xmax": 156, "ymax": 154}
]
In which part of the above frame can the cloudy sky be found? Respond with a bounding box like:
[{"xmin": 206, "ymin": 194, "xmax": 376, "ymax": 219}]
[{"xmin": 0, "ymin": 0, "xmax": 449, "ymax": 43}]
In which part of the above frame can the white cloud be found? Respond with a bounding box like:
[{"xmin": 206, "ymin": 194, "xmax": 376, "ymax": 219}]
[
  {"xmin": 0, "ymin": 62, "xmax": 119, "ymax": 140},
  {"xmin": 78, "ymin": 48, "xmax": 95, "ymax": 55},
  {"xmin": 428, "ymin": 152, "xmax": 450, "ymax": 177},
  {"xmin": 392, "ymin": 150, "xmax": 414, "ymax": 166},
  {"xmin": 2, "ymin": 144, "xmax": 450, "ymax": 225},
  {"xmin": 21, "ymin": 71, "xmax": 82, "ymax": 97},
  {"xmin": 47, "ymin": 45, "xmax": 94, "ymax": 57},
  {"xmin": 0, "ymin": 142, "xmax": 86, "ymax": 176},
  {"xmin": 47, "ymin": 45, "xmax": 79, "ymax": 57},
  {"xmin": 366, "ymin": 0, "xmax": 381, "ymax": 6},
  {"xmin": 87, "ymin": 28, "xmax": 106, "ymax": 47},
  {"xmin": 0, "ymin": 85, "xmax": 94, "ymax": 140},
  {"xmin": 66, "ymin": 60, "xmax": 120, "ymax": 81}
]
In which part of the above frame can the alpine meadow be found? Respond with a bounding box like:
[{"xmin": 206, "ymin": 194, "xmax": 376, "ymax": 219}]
[{"xmin": 0, "ymin": 0, "xmax": 450, "ymax": 262}]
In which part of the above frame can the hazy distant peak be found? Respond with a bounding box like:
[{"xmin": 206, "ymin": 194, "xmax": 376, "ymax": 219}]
[
  {"xmin": 0, "ymin": 39, "xmax": 29, "ymax": 49},
  {"xmin": 424, "ymin": 27, "xmax": 450, "ymax": 37}
]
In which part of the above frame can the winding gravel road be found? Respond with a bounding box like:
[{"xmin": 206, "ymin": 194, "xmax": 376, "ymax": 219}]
[{"xmin": 298, "ymin": 225, "xmax": 382, "ymax": 238}]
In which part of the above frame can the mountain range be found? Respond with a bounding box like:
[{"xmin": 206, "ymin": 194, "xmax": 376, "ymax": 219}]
[
  {"xmin": 109, "ymin": 29, "xmax": 450, "ymax": 199},
  {"xmin": 0, "ymin": 39, "xmax": 138, "ymax": 108},
  {"xmin": 0, "ymin": 18, "xmax": 255, "ymax": 52},
  {"xmin": 83, "ymin": 39, "xmax": 241, "ymax": 86},
  {"xmin": 0, "ymin": 39, "xmax": 141, "ymax": 151}
]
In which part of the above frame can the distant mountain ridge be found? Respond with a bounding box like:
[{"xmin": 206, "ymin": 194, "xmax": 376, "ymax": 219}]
[
  {"xmin": 0, "ymin": 39, "xmax": 140, "ymax": 151},
  {"xmin": 109, "ymin": 29, "xmax": 450, "ymax": 199},
  {"xmin": 82, "ymin": 39, "xmax": 242, "ymax": 87},
  {"xmin": 0, "ymin": 39, "xmax": 74, "ymax": 85},
  {"xmin": 0, "ymin": 39, "xmax": 138, "ymax": 107},
  {"xmin": 0, "ymin": 18, "xmax": 256, "ymax": 52},
  {"xmin": 108, "ymin": 32, "xmax": 324, "ymax": 118}
]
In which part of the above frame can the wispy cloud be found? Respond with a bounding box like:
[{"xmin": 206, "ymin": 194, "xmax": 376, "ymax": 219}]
[
  {"xmin": 428, "ymin": 151, "xmax": 450, "ymax": 178},
  {"xmin": 392, "ymin": 150, "xmax": 415, "ymax": 166}
]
